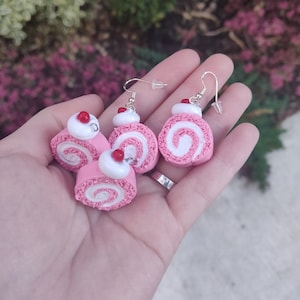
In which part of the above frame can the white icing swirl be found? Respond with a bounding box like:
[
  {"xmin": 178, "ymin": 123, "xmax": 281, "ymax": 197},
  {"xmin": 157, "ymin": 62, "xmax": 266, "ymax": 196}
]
[
  {"xmin": 166, "ymin": 120, "xmax": 204, "ymax": 160},
  {"xmin": 98, "ymin": 150, "xmax": 130, "ymax": 179},
  {"xmin": 67, "ymin": 113, "xmax": 99, "ymax": 140},
  {"xmin": 84, "ymin": 183, "xmax": 125, "ymax": 208},
  {"xmin": 56, "ymin": 141, "xmax": 92, "ymax": 166},
  {"xmin": 112, "ymin": 110, "xmax": 140, "ymax": 126},
  {"xmin": 171, "ymin": 103, "xmax": 202, "ymax": 117}
]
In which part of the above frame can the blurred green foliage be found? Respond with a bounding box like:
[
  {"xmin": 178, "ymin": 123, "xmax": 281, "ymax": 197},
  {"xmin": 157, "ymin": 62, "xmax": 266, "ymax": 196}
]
[
  {"xmin": 0, "ymin": 0, "xmax": 88, "ymax": 45},
  {"xmin": 229, "ymin": 64, "xmax": 288, "ymax": 190},
  {"xmin": 105, "ymin": 0, "xmax": 176, "ymax": 30},
  {"xmin": 133, "ymin": 46, "xmax": 167, "ymax": 71}
]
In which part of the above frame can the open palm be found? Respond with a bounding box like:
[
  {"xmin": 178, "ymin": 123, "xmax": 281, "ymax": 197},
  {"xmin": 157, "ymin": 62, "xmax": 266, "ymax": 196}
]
[{"xmin": 0, "ymin": 50, "xmax": 259, "ymax": 300}]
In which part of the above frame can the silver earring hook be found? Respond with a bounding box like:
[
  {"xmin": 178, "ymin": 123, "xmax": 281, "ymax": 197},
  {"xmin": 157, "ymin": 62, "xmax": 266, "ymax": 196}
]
[
  {"xmin": 123, "ymin": 78, "xmax": 167, "ymax": 111},
  {"xmin": 202, "ymin": 71, "xmax": 222, "ymax": 114},
  {"xmin": 123, "ymin": 77, "xmax": 167, "ymax": 92},
  {"xmin": 189, "ymin": 71, "xmax": 222, "ymax": 114}
]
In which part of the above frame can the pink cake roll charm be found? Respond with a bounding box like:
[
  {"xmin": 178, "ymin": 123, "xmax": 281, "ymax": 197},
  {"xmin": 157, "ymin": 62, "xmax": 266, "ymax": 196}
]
[
  {"xmin": 158, "ymin": 100, "xmax": 214, "ymax": 167},
  {"xmin": 108, "ymin": 107, "xmax": 159, "ymax": 173},
  {"xmin": 75, "ymin": 149, "xmax": 137, "ymax": 211},
  {"xmin": 50, "ymin": 111, "xmax": 110, "ymax": 172}
]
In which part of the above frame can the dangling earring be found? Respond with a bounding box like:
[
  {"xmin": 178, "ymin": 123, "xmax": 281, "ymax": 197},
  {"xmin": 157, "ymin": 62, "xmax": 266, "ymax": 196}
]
[
  {"xmin": 158, "ymin": 71, "xmax": 222, "ymax": 167},
  {"xmin": 108, "ymin": 78, "xmax": 167, "ymax": 174},
  {"xmin": 74, "ymin": 148, "xmax": 137, "ymax": 211},
  {"xmin": 50, "ymin": 111, "xmax": 110, "ymax": 172}
]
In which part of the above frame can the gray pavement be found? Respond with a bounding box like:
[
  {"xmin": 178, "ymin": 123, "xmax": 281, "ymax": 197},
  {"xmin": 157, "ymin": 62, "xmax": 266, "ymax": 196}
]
[{"xmin": 154, "ymin": 111, "xmax": 300, "ymax": 300}]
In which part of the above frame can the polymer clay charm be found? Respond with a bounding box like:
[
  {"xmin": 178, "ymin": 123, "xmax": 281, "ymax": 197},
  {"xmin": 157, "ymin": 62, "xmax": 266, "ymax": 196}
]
[
  {"xmin": 108, "ymin": 77, "xmax": 166, "ymax": 174},
  {"xmin": 158, "ymin": 71, "xmax": 222, "ymax": 167},
  {"xmin": 158, "ymin": 99, "xmax": 214, "ymax": 167},
  {"xmin": 108, "ymin": 107, "xmax": 159, "ymax": 174},
  {"xmin": 50, "ymin": 111, "xmax": 110, "ymax": 172},
  {"xmin": 74, "ymin": 149, "xmax": 137, "ymax": 211}
]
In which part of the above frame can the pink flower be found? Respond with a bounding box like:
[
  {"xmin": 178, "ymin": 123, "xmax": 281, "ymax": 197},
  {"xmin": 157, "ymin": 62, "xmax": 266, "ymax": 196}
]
[
  {"xmin": 278, "ymin": 1, "xmax": 289, "ymax": 10},
  {"xmin": 264, "ymin": 18, "xmax": 285, "ymax": 35},
  {"xmin": 286, "ymin": 10, "xmax": 295, "ymax": 18},
  {"xmin": 58, "ymin": 48, "xmax": 66, "ymax": 54},
  {"xmin": 0, "ymin": 86, "xmax": 6, "ymax": 98},
  {"xmin": 85, "ymin": 45, "xmax": 95, "ymax": 53},
  {"xmin": 270, "ymin": 73, "xmax": 284, "ymax": 90},
  {"xmin": 244, "ymin": 63, "xmax": 254, "ymax": 73},
  {"xmin": 9, "ymin": 90, "xmax": 19, "ymax": 104},
  {"xmin": 241, "ymin": 50, "xmax": 253, "ymax": 60},
  {"xmin": 259, "ymin": 56, "xmax": 268, "ymax": 65},
  {"xmin": 291, "ymin": 34, "xmax": 300, "ymax": 45}
]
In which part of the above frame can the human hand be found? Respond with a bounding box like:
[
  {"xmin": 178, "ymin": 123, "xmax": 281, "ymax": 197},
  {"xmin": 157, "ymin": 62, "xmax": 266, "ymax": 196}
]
[{"xmin": 0, "ymin": 50, "xmax": 259, "ymax": 300}]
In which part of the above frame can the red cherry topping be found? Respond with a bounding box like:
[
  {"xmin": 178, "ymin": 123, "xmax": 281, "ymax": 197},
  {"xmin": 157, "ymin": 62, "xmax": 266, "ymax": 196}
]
[
  {"xmin": 117, "ymin": 107, "xmax": 127, "ymax": 113},
  {"xmin": 181, "ymin": 99, "xmax": 190, "ymax": 104},
  {"xmin": 112, "ymin": 149, "xmax": 124, "ymax": 162},
  {"xmin": 77, "ymin": 111, "xmax": 90, "ymax": 123}
]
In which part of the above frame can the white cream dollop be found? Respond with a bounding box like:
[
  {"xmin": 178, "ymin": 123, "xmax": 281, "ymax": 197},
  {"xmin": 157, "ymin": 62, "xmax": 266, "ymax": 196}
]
[
  {"xmin": 112, "ymin": 109, "xmax": 140, "ymax": 127},
  {"xmin": 98, "ymin": 150, "xmax": 130, "ymax": 179},
  {"xmin": 171, "ymin": 103, "xmax": 202, "ymax": 117},
  {"xmin": 67, "ymin": 113, "xmax": 99, "ymax": 140}
]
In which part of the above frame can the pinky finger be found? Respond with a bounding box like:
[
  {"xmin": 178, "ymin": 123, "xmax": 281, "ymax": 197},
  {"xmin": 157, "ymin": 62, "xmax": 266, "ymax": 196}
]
[{"xmin": 167, "ymin": 123, "xmax": 259, "ymax": 232}]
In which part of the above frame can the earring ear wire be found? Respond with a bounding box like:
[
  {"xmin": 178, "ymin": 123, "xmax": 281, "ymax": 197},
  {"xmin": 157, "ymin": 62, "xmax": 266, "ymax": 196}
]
[
  {"xmin": 186, "ymin": 71, "xmax": 222, "ymax": 114},
  {"xmin": 201, "ymin": 71, "xmax": 222, "ymax": 114},
  {"xmin": 123, "ymin": 77, "xmax": 167, "ymax": 91},
  {"xmin": 122, "ymin": 77, "xmax": 167, "ymax": 111}
]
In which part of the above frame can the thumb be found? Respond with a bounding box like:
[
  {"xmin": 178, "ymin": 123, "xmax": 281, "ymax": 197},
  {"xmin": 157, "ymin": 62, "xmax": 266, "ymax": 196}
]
[{"xmin": 0, "ymin": 94, "xmax": 104, "ymax": 166}]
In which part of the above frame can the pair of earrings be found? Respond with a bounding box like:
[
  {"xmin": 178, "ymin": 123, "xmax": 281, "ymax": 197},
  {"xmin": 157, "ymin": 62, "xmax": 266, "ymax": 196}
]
[
  {"xmin": 50, "ymin": 78, "xmax": 166, "ymax": 211},
  {"xmin": 50, "ymin": 72, "xmax": 221, "ymax": 211}
]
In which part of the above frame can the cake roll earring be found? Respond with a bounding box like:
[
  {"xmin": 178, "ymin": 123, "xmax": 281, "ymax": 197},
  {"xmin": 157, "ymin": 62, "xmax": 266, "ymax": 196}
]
[
  {"xmin": 74, "ymin": 148, "xmax": 137, "ymax": 211},
  {"xmin": 158, "ymin": 71, "xmax": 222, "ymax": 167},
  {"xmin": 108, "ymin": 78, "xmax": 167, "ymax": 174},
  {"xmin": 50, "ymin": 111, "xmax": 110, "ymax": 172}
]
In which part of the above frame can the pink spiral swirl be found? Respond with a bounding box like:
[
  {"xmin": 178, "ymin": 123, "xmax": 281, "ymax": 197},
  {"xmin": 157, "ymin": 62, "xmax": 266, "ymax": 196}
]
[
  {"xmin": 74, "ymin": 161, "xmax": 137, "ymax": 211},
  {"xmin": 158, "ymin": 113, "xmax": 214, "ymax": 167},
  {"xmin": 108, "ymin": 123, "xmax": 159, "ymax": 174},
  {"xmin": 50, "ymin": 129, "xmax": 110, "ymax": 172}
]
